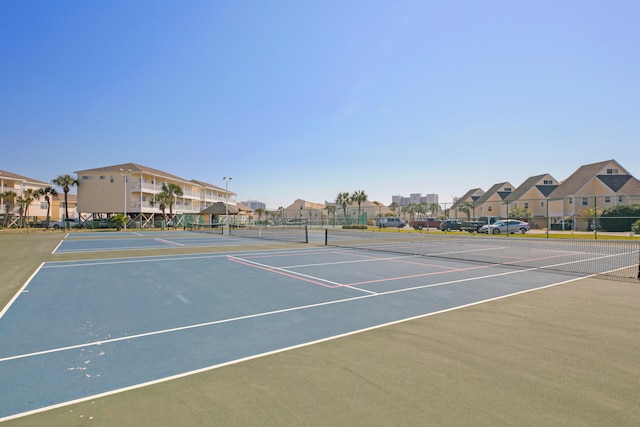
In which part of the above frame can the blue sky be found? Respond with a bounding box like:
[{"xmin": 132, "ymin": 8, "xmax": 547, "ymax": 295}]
[{"xmin": 2, "ymin": 1, "xmax": 638, "ymax": 210}]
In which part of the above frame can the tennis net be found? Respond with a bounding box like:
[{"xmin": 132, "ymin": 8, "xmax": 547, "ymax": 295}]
[
  {"xmin": 325, "ymin": 229, "xmax": 640, "ymax": 281},
  {"xmin": 187, "ymin": 223, "xmax": 224, "ymax": 234},
  {"xmin": 230, "ymin": 225, "xmax": 309, "ymax": 243}
]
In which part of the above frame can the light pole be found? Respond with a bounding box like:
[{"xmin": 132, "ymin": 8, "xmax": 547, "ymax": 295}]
[
  {"xmin": 223, "ymin": 176, "xmax": 232, "ymax": 235},
  {"xmin": 120, "ymin": 168, "xmax": 132, "ymax": 229}
]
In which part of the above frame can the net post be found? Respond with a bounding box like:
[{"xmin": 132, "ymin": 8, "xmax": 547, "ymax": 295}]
[
  {"xmin": 325, "ymin": 228, "xmax": 328, "ymax": 245},
  {"xmin": 305, "ymin": 225, "xmax": 309, "ymax": 243}
]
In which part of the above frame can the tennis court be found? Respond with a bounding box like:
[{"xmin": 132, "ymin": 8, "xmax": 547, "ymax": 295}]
[
  {"xmin": 1, "ymin": 230, "xmax": 639, "ymax": 421},
  {"xmin": 54, "ymin": 226, "xmax": 312, "ymax": 253}
]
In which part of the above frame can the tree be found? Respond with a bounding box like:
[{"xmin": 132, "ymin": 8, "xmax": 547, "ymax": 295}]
[
  {"xmin": 255, "ymin": 208, "xmax": 265, "ymax": 224},
  {"xmin": 325, "ymin": 204, "xmax": 336, "ymax": 225},
  {"xmin": 508, "ymin": 207, "xmax": 533, "ymax": 222},
  {"xmin": 1, "ymin": 190, "xmax": 17, "ymax": 227},
  {"xmin": 599, "ymin": 204, "xmax": 640, "ymax": 232},
  {"xmin": 389, "ymin": 201, "xmax": 399, "ymax": 215},
  {"xmin": 159, "ymin": 182, "xmax": 183, "ymax": 222},
  {"xmin": 457, "ymin": 201, "xmax": 475, "ymax": 221},
  {"xmin": 351, "ymin": 190, "xmax": 368, "ymax": 225},
  {"xmin": 428, "ymin": 203, "xmax": 441, "ymax": 218},
  {"xmin": 336, "ymin": 192, "xmax": 351, "ymax": 224},
  {"xmin": 52, "ymin": 174, "xmax": 78, "ymax": 229},
  {"xmin": 110, "ymin": 213, "xmax": 128, "ymax": 231},
  {"xmin": 150, "ymin": 191, "xmax": 172, "ymax": 224},
  {"xmin": 16, "ymin": 188, "xmax": 38, "ymax": 228},
  {"xmin": 37, "ymin": 186, "xmax": 58, "ymax": 229}
]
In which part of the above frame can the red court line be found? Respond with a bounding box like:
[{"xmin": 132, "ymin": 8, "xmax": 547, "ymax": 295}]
[{"xmin": 227, "ymin": 257, "xmax": 340, "ymax": 288}]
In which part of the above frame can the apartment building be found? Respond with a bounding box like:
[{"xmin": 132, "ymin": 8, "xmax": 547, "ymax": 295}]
[
  {"xmin": 75, "ymin": 163, "xmax": 236, "ymax": 226},
  {"xmin": 0, "ymin": 169, "xmax": 51, "ymax": 226}
]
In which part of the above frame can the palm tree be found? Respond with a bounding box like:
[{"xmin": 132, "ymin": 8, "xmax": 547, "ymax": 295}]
[
  {"xmin": 37, "ymin": 186, "xmax": 58, "ymax": 229},
  {"xmin": 457, "ymin": 201, "xmax": 475, "ymax": 221},
  {"xmin": 52, "ymin": 174, "xmax": 78, "ymax": 229},
  {"xmin": 428, "ymin": 203, "xmax": 441, "ymax": 218},
  {"xmin": 159, "ymin": 182, "xmax": 184, "ymax": 222},
  {"xmin": 1, "ymin": 190, "xmax": 17, "ymax": 227},
  {"xmin": 255, "ymin": 208, "xmax": 265, "ymax": 224},
  {"xmin": 150, "ymin": 191, "xmax": 172, "ymax": 224},
  {"xmin": 389, "ymin": 201, "xmax": 399, "ymax": 215},
  {"xmin": 17, "ymin": 188, "xmax": 39, "ymax": 228},
  {"xmin": 325, "ymin": 204, "xmax": 336, "ymax": 226},
  {"xmin": 336, "ymin": 192, "xmax": 351, "ymax": 224},
  {"xmin": 351, "ymin": 190, "xmax": 368, "ymax": 225}
]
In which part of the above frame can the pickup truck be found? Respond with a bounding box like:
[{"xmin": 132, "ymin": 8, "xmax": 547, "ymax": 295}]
[
  {"xmin": 410, "ymin": 218, "xmax": 442, "ymax": 230},
  {"xmin": 460, "ymin": 216, "xmax": 501, "ymax": 233}
]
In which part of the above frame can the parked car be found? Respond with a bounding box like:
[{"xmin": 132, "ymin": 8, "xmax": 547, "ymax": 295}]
[
  {"xmin": 439, "ymin": 219, "xmax": 463, "ymax": 231},
  {"xmin": 479, "ymin": 220, "xmax": 530, "ymax": 234},
  {"xmin": 50, "ymin": 219, "xmax": 82, "ymax": 229},
  {"xmin": 410, "ymin": 218, "xmax": 442, "ymax": 230},
  {"xmin": 375, "ymin": 217, "xmax": 406, "ymax": 228}
]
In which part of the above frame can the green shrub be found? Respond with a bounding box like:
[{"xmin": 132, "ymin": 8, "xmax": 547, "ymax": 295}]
[
  {"xmin": 599, "ymin": 204, "xmax": 640, "ymax": 232},
  {"xmin": 632, "ymin": 219, "xmax": 640, "ymax": 234},
  {"xmin": 342, "ymin": 225, "xmax": 367, "ymax": 230}
]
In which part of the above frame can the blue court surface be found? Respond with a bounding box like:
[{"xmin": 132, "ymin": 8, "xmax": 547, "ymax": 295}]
[
  {"xmin": 53, "ymin": 230, "xmax": 312, "ymax": 253},
  {"xmin": 0, "ymin": 244, "xmax": 588, "ymax": 420}
]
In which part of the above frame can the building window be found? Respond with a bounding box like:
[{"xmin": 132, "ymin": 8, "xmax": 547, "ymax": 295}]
[
  {"xmin": 40, "ymin": 202, "xmax": 47, "ymax": 209},
  {"xmin": 582, "ymin": 197, "xmax": 589, "ymax": 206},
  {"xmin": 524, "ymin": 202, "xmax": 529, "ymax": 209},
  {"xmin": 504, "ymin": 187, "xmax": 512, "ymax": 191},
  {"xmin": 619, "ymin": 196, "xmax": 623, "ymax": 203},
  {"xmin": 540, "ymin": 201, "xmax": 545, "ymax": 207},
  {"xmin": 606, "ymin": 168, "xmax": 619, "ymax": 174},
  {"xmin": 82, "ymin": 176, "xmax": 92, "ymax": 180},
  {"xmin": 605, "ymin": 196, "xmax": 611, "ymax": 203},
  {"xmin": 543, "ymin": 179, "xmax": 553, "ymax": 185},
  {"xmin": 569, "ymin": 198, "xmax": 573, "ymax": 204},
  {"xmin": 110, "ymin": 176, "xmax": 114, "ymax": 183},
  {"xmin": 488, "ymin": 206, "xmax": 492, "ymax": 212},
  {"xmin": 100, "ymin": 175, "xmax": 105, "ymax": 180}
]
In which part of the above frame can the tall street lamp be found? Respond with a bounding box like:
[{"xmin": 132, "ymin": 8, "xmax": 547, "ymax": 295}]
[
  {"xmin": 120, "ymin": 168, "xmax": 132, "ymax": 230},
  {"xmin": 223, "ymin": 176, "xmax": 232, "ymax": 235}
]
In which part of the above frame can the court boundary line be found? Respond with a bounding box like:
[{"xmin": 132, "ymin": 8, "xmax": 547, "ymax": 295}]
[
  {"xmin": 1, "ymin": 261, "xmax": 568, "ymax": 364},
  {"xmin": 0, "ymin": 273, "xmax": 590, "ymax": 423}
]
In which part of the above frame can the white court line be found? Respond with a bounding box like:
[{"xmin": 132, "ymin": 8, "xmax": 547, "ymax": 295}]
[
  {"xmin": 51, "ymin": 239, "xmax": 65, "ymax": 254},
  {"xmin": 0, "ymin": 263, "xmax": 44, "ymax": 320},
  {"xmin": 0, "ymin": 263, "xmax": 561, "ymax": 364},
  {"xmin": 0, "ymin": 272, "xmax": 589, "ymax": 423}
]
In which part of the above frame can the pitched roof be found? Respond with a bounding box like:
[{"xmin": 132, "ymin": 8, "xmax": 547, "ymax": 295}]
[
  {"xmin": 0, "ymin": 169, "xmax": 49, "ymax": 186},
  {"xmin": 618, "ymin": 176, "xmax": 640, "ymax": 194},
  {"xmin": 199, "ymin": 202, "xmax": 239, "ymax": 215},
  {"xmin": 505, "ymin": 174, "xmax": 558, "ymax": 201},
  {"xmin": 189, "ymin": 179, "xmax": 235, "ymax": 195},
  {"xmin": 548, "ymin": 159, "xmax": 620, "ymax": 199},
  {"xmin": 474, "ymin": 182, "xmax": 511, "ymax": 205},
  {"xmin": 75, "ymin": 163, "xmax": 191, "ymax": 184},
  {"xmin": 451, "ymin": 188, "xmax": 483, "ymax": 210}
]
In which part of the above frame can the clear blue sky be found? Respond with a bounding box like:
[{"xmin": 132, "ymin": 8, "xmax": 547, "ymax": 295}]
[{"xmin": 2, "ymin": 0, "xmax": 638, "ymax": 210}]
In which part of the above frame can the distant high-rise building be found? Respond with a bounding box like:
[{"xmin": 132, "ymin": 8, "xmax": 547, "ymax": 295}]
[{"xmin": 242, "ymin": 199, "xmax": 266, "ymax": 211}]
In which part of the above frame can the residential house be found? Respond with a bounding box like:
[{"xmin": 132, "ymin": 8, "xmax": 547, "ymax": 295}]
[
  {"xmin": 75, "ymin": 163, "xmax": 236, "ymax": 227},
  {"xmin": 547, "ymin": 159, "xmax": 640, "ymax": 230},
  {"xmin": 503, "ymin": 174, "xmax": 559, "ymax": 228},
  {"xmin": 51, "ymin": 193, "xmax": 78, "ymax": 223},
  {"xmin": 449, "ymin": 188, "xmax": 484, "ymax": 220},
  {"xmin": 473, "ymin": 182, "xmax": 514, "ymax": 218}
]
